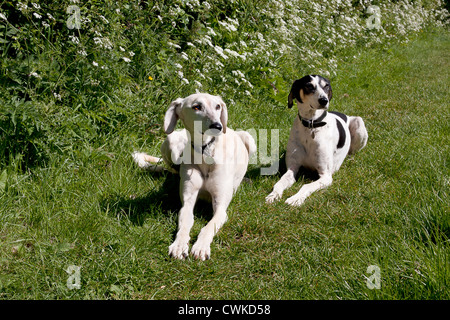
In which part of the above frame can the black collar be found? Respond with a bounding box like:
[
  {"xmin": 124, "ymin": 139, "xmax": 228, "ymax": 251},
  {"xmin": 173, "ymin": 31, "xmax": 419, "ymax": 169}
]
[
  {"xmin": 298, "ymin": 111, "xmax": 328, "ymax": 129},
  {"xmin": 191, "ymin": 137, "xmax": 216, "ymax": 154}
]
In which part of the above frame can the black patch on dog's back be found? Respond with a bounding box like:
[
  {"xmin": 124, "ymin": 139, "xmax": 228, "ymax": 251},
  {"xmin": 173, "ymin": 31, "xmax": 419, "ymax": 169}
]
[
  {"xmin": 335, "ymin": 119, "xmax": 346, "ymax": 149},
  {"xmin": 330, "ymin": 111, "xmax": 348, "ymax": 123}
]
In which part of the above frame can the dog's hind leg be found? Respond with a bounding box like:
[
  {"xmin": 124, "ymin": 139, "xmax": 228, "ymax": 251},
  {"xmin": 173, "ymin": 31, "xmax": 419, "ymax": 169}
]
[
  {"xmin": 285, "ymin": 174, "xmax": 333, "ymax": 207},
  {"xmin": 348, "ymin": 116, "xmax": 368, "ymax": 155},
  {"xmin": 132, "ymin": 152, "xmax": 165, "ymax": 172}
]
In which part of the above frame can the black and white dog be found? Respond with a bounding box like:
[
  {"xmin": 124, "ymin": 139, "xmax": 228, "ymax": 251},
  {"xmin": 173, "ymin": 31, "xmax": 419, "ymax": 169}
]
[{"xmin": 266, "ymin": 75, "xmax": 368, "ymax": 206}]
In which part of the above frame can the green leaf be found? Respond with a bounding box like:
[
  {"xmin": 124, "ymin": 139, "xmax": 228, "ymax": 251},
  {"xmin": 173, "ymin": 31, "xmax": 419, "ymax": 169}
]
[
  {"xmin": 55, "ymin": 242, "xmax": 74, "ymax": 252},
  {"xmin": 0, "ymin": 170, "xmax": 7, "ymax": 192}
]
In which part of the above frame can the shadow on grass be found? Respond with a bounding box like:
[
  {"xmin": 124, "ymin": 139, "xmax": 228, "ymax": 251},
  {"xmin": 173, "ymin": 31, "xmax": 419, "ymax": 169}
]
[
  {"xmin": 246, "ymin": 150, "xmax": 320, "ymax": 182},
  {"xmin": 100, "ymin": 170, "xmax": 214, "ymax": 227},
  {"xmin": 101, "ymin": 151, "xmax": 321, "ymax": 228}
]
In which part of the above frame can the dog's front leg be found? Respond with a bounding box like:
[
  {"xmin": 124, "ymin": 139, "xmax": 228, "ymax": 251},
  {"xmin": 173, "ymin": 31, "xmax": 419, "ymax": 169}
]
[
  {"xmin": 191, "ymin": 191, "xmax": 232, "ymax": 260},
  {"xmin": 169, "ymin": 168, "xmax": 202, "ymax": 259},
  {"xmin": 285, "ymin": 174, "xmax": 332, "ymax": 207},
  {"xmin": 266, "ymin": 166, "xmax": 299, "ymax": 203}
]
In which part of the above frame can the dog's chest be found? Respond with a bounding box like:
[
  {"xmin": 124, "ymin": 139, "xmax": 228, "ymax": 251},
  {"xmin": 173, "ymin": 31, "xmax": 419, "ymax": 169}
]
[
  {"xmin": 298, "ymin": 126, "xmax": 325, "ymax": 149},
  {"xmin": 292, "ymin": 125, "xmax": 333, "ymax": 167}
]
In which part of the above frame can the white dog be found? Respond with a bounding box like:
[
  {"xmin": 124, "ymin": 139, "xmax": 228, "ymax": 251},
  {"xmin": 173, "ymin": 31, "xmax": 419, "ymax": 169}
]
[
  {"xmin": 266, "ymin": 75, "xmax": 368, "ymax": 206},
  {"xmin": 133, "ymin": 93, "xmax": 256, "ymax": 260}
]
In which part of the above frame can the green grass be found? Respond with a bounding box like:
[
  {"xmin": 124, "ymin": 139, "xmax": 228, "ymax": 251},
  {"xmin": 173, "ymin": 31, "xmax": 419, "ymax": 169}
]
[{"xmin": 1, "ymin": 31, "xmax": 449, "ymax": 300}]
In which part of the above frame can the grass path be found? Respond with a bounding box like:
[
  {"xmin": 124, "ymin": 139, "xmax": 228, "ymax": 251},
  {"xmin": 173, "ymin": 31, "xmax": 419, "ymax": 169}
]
[{"xmin": 0, "ymin": 31, "xmax": 448, "ymax": 300}]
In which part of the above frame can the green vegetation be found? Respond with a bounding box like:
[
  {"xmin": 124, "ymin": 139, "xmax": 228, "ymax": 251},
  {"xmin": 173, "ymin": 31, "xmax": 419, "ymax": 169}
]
[{"xmin": 0, "ymin": 1, "xmax": 448, "ymax": 299}]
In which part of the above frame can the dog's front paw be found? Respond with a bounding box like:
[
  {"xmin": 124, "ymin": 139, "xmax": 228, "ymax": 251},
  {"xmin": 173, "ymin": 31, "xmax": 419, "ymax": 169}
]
[
  {"xmin": 191, "ymin": 240, "xmax": 211, "ymax": 261},
  {"xmin": 168, "ymin": 240, "xmax": 189, "ymax": 259},
  {"xmin": 285, "ymin": 195, "xmax": 306, "ymax": 207},
  {"xmin": 265, "ymin": 192, "xmax": 281, "ymax": 204}
]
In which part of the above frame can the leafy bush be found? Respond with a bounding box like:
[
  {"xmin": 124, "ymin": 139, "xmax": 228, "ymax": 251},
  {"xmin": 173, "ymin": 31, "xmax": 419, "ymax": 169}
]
[{"xmin": 0, "ymin": 0, "xmax": 448, "ymax": 169}]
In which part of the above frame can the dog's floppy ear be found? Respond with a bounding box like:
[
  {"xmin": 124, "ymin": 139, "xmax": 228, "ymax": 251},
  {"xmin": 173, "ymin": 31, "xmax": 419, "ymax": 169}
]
[
  {"xmin": 164, "ymin": 98, "xmax": 183, "ymax": 134},
  {"xmin": 288, "ymin": 79, "xmax": 302, "ymax": 108},
  {"xmin": 220, "ymin": 99, "xmax": 228, "ymax": 134}
]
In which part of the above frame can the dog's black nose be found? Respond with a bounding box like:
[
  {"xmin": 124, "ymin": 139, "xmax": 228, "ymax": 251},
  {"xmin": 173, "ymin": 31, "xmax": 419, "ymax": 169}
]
[
  {"xmin": 209, "ymin": 122, "xmax": 222, "ymax": 131},
  {"xmin": 318, "ymin": 97, "xmax": 329, "ymax": 106}
]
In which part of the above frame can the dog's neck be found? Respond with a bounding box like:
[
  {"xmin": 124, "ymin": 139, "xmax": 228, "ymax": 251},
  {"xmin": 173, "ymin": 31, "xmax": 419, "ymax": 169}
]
[
  {"xmin": 191, "ymin": 134, "xmax": 216, "ymax": 154},
  {"xmin": 297, "ymin": 105, "xmax": 328, "ymax": 129}
]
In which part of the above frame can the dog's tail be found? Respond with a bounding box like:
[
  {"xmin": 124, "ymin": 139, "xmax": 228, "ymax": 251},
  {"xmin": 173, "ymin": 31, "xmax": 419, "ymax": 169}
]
[
  {"xmin": 348, "ymin": 116, "xmax": 368, "ymax": 155},
  {"xmin": 132, "ymin": 151, "xmax": 166, "ymax": 172},
  {"xmin": 236, "ymin": 131, "xmax": 257, "ymax": 156}
]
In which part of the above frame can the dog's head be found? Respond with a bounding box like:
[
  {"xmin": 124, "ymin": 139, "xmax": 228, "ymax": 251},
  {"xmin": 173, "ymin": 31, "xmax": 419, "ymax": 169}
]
[
  {"xmin": 288, "ymin": 75, "xmax": 333, "ymax": 110},
  {"xmin": 164, "ymin": 93, "xmax": 228, "ymax": 136}
]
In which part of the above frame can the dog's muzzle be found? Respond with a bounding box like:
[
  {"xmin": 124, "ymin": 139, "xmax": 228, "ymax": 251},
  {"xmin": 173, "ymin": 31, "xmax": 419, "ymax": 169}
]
[
  {"xmin": 207, "ymin": 122, "xmax": 223, "ymax": 136},
  {"xmin": 318, "ymin": 97, "xmax": 329, "ymax": 108}
]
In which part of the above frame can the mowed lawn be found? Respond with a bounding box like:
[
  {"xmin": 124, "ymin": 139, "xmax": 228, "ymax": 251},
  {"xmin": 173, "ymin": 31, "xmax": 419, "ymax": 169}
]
[{"xmin": 0, "ymin": 32, "xmax": 448, "ymax": 300}]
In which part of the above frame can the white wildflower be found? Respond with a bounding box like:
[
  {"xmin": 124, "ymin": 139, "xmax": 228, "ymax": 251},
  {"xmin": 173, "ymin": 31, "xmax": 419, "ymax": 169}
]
[
  {"xmin": 17, "ymin": 2, "xmax": 28, "ymax": 12},
  {"xmin": 32, "ymin": 3, "xmax": 40, "ymax": 9},
  {"xmin": 100, "ymin": 15, "xmax": 109, "ymax": 24},
  {"xmin": 231, "ymin": 70, "xmax": 245, "ymax": 78},
  {"xmin": 93, "ymin": 61, "xmax": 98, "ymax": 67},
  {"xmin": 181, "ymin": 52, "xmax": 189, "ymax": 60},
  {"xmin": 181, "ymin": 78, "xmax": 189, "ymax": 85},
  {"xmin": 119, "ymin": 46, "xmax": 125, "ymax": 52},
  {"xmin": 33, "ymin": 12, "xmax": 42, "ymax": 19},
  {"xmin": 129, "ymin": 51, "xmax": 135, "ymax": 57},
  {"xmin": 194, "ymin": 80, "xmax": 202, "ymax": 87},
  {"xmin": 30, "ymin": 72, "xmax": 41, "ymax": 78},
  {"xmin": 168, "ymin": 41, "xmax": 181, "ymax": 49},
  {"xmin": 53, "ymin": 92, "xmax": 62, "ymax": 100},
  {"xmin": 47, "ymin": 13, "xmax": 55, "ymax": 20},
  {"xmin": 77, "ymin": 50, "xmax": 87, "ymax": 56},
  {"xmin": 174, "ymin": 63, "xmax": 183, "ymax": 69},
  {"xmin": 69, "ymin": 35, "xmax": 80, "ymax": 44},
  {"xmin": 122, "ymin": 57, "xmax": 131, "ymax": 62},
  {"xmin": 0, "ymin": 13, "xmax": 7, "ymax": 21},
  {"xmin": 214, "ymin": 46, "xmax": 228, "ymax": 59},
  {"xmin": 206, "ymin": 27, "xmax": 217, "ymax": 36}
]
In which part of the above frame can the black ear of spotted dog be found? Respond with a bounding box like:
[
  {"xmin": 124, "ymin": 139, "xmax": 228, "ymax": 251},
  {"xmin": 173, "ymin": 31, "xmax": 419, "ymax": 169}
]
[
  {"xmin": 287, "ymin": 75, "xmax": 333, "ymax": 108},
  {"xmin": 288, "ymin": 75, "xmax": 310, "ymax": 108}
]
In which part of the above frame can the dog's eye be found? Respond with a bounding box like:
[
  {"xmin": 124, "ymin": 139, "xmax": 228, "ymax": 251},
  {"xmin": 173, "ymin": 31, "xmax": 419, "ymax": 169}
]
[
  {"xmin": 192, "ymin": 104, "xmax": 202, "ymax": 111},
  {"xmin": 305, "ymin": 83, "xmax": 315, "ymax": 92},
  {"xmin": 215, "ymin": 104, "xmax": 221, "ymax": 110}
]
